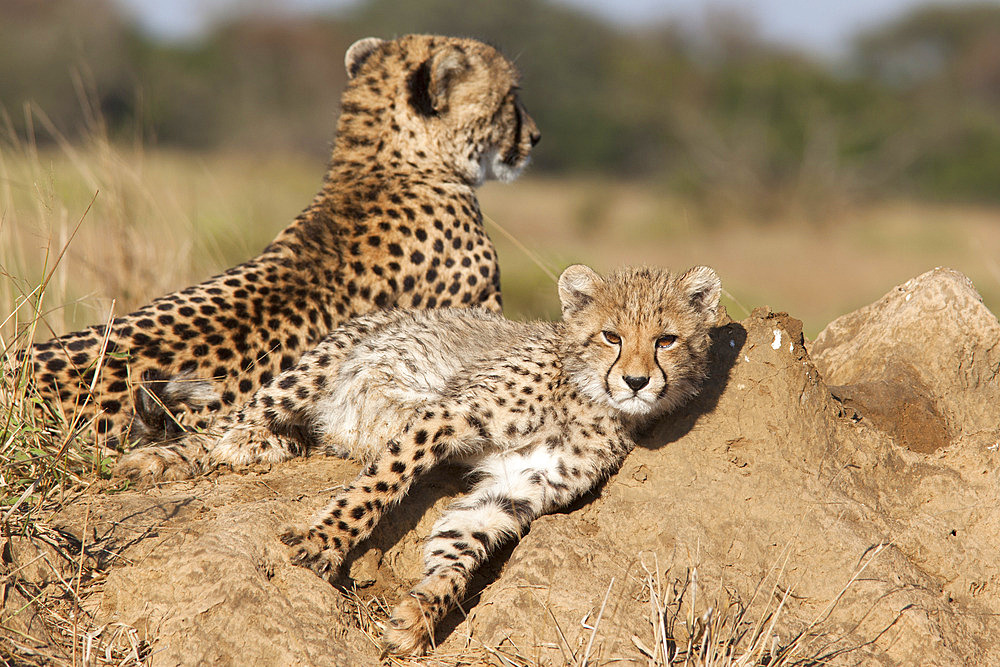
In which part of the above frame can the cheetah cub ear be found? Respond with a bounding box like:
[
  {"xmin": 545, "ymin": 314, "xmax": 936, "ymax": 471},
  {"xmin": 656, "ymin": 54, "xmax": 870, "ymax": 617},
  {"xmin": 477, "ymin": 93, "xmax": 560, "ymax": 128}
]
[
  {"xmin": 558, "ymin": 264, "xmax": 602, "ymax": 319},
  {"xmin": 345, "ymin": 37, "xmax": 385, "ymax": 79},
  {"xmin": 678, "ymin": 266, "xmax": 722, "ymax": 321}
]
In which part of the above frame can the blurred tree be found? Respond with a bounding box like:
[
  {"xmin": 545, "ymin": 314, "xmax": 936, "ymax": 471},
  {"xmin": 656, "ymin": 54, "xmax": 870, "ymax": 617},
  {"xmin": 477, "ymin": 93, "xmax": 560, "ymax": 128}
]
[
  {"xmin": 0, "ymin": 0, "xmax": 144, "ymax": 140},
  {"xmin": 6, "ymin": 0, "xmax": 1000, "ymax": 204},
  {"xmin": 855, "ymin": 4, "xmax": 1000, "ymax": 200}
]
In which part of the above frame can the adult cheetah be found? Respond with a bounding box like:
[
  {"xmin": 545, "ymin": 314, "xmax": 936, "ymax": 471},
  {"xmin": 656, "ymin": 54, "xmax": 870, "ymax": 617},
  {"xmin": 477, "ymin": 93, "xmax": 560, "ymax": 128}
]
[
  {"xmin": 17, "ymin": 34, "xmax": 540, "ymax": 447},
  {"xmin": 117, "ymin": 262, "xmax": 722, "ymax": 654}
]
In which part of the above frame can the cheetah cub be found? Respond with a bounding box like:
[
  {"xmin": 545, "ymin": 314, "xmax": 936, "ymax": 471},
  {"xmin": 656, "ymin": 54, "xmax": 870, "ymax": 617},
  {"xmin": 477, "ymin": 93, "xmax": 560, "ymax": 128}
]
[{"xmin": 116, "ymin": 263, "xmax": 721, "ymax": 654}]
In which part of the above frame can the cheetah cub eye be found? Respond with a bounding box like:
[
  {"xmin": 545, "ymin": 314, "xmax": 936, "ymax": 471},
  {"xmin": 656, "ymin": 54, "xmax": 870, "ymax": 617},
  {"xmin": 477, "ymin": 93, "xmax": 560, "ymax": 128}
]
[
  {"xmin": 602, "ymin": 331, "xmax": 621, "ymax": 345},
  {"xmin": 656, "ymin": 334, "xmax": 678, "ymax": 350}
]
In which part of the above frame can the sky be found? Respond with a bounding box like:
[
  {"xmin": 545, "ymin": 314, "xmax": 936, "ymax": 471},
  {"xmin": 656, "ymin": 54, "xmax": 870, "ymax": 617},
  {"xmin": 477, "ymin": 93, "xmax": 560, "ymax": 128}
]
[{"xmin": 113, "ymin": 0, "xmax": 992, "ymax": 56}]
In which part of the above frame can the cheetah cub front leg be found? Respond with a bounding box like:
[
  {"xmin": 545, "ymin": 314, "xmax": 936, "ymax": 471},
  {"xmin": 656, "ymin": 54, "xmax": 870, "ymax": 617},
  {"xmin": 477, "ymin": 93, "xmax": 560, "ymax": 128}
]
[
  {"xmin": 279, "ymin": 403, "xmax": 480, "ymax": 605},
  {"xmin": 383, "ymin": 451, "xmax": 573, "ymax": 654}
]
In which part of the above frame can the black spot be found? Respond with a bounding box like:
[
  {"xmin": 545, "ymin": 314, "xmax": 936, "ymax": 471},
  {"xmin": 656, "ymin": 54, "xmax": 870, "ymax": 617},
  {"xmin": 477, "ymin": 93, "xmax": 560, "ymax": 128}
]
[
  {"xmin": 46, "ymin": 358, "xmax": 67, "ymax": 372},
  {"xmin": 433, "ymin": 425, "xmax": 454, "ymax": 442},
  {"xmin": 391, "ymin": 461, "xmax": 407, "ymax": 474},
  {"xmin": 407, "ymin": 60, "xmax": 437, "ymax": 117}
]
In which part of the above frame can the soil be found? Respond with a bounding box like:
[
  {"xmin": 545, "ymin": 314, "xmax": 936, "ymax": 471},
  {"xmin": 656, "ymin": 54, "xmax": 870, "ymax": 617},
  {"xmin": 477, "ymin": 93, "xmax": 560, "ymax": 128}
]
[{"xmin": 4, "ymin": 267, "xmax": 999, "ymax": 665}]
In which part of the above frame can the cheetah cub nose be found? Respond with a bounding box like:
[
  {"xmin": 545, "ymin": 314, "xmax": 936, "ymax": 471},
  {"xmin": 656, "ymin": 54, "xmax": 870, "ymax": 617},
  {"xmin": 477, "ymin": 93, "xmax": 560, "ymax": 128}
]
[{"xmin": 624, "ymin": 375, "xmax": 649, "ymax": 391}]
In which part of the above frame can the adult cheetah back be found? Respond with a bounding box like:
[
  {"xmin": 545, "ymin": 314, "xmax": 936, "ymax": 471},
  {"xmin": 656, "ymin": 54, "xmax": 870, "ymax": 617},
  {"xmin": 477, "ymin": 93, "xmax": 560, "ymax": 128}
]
[{"xmin": 20, "ymin": 34, "xmax": 540, "ymax": 447}]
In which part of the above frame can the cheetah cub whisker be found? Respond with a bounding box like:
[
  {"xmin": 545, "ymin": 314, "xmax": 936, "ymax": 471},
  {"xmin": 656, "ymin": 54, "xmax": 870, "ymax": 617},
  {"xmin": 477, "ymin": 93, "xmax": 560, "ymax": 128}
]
[{"xmin": 116, "ymin": 263, "xmax": 721, "ymax": 655}]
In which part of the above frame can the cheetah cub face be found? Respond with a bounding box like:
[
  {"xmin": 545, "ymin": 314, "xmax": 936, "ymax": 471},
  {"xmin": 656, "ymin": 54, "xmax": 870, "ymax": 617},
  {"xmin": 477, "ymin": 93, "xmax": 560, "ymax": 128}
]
[{"xmin": 559, "ymin": 264, "xmax": 722, "ymax": 418}]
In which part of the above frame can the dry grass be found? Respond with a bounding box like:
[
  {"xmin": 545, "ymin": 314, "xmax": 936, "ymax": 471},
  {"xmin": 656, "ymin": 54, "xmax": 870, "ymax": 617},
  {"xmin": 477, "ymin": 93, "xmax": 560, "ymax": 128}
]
[
  {"xmin": 330, "ymin": 545, "xmax": 883, "ymax": 667},
  {"xmin": 628, "ymin": 545, "xmax": 888, "ymax": 667}
]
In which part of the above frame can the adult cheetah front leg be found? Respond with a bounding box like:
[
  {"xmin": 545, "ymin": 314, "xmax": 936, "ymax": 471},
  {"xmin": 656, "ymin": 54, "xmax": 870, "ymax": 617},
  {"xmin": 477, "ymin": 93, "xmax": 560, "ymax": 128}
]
[{"xmin": 383, "ymin": 448, "xmax": 593, "ymax": 655}]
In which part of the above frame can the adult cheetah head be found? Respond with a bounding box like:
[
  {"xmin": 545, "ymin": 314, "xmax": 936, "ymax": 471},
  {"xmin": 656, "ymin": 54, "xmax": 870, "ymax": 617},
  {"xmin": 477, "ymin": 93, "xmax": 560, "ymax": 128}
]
[
  {"xmin": 558, "ymin": 264, "xmax": 722, "ymax": 419},
  {"xmin": 338, "ymin": 35, "xmax": 540, "ymax": 186}
]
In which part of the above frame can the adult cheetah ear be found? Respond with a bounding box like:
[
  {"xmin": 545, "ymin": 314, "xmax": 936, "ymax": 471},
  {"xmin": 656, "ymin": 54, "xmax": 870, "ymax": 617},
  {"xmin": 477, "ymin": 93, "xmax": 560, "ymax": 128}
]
[
  {"xmin": 678, "ymin": 266, "xmax": 722, "ymax": 321},
  {"xmin": 409, "ymin": 45, "xmax": 470, "ymax": 116},
  {"xmin": 345, "ymin": 37, "xmax": 385, "ymax": 79},
  {"xmin": 558, "ymin": 264, "xmax": 602, "ymax": 319}
]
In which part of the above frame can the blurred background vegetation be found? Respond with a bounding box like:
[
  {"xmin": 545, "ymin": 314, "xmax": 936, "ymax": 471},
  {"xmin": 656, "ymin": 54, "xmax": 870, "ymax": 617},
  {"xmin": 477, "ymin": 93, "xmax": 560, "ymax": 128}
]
[{"xmin": 3, "ymin": 0, "xmax": 1000, "ymax": 337}]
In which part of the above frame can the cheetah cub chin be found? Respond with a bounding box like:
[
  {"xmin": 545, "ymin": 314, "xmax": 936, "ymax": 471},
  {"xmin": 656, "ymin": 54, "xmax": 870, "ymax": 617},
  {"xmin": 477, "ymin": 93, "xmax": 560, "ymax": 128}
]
[{"xmin": 116, "ymin": 263, "xmax": 721, "ymax": 655}]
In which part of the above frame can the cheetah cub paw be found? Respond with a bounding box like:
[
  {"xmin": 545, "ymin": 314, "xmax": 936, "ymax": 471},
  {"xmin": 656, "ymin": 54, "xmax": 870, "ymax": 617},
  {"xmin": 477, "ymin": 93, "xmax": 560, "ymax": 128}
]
[
  {"xmin": 279, "ymin": 526, "xmax": 342, "ymax": 576},
  {"xmin": 383, "ymin": 596, "xmax": 434, "ymax": 656}
]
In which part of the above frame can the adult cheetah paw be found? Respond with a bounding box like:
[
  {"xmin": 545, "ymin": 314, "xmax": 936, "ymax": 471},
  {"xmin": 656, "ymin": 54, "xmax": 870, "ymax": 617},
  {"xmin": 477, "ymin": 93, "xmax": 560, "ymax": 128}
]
[
  {"xmin": 115, "ymin": 446, "xmax": 200, "ymax": 486},
  {"xmin": 279, "ymin": 526, "xmax": 342, "ymax": 576},
  {"xmin": 382, "ymin": 595, "xmax": 434, "ymax": 656}
]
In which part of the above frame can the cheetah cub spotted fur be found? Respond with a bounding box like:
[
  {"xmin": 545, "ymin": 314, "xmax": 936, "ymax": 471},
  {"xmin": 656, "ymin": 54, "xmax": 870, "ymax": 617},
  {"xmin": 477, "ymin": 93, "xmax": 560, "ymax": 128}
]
[{"xmin": 116, "ymin": 263, "xmax": 721, "ymax": 654}]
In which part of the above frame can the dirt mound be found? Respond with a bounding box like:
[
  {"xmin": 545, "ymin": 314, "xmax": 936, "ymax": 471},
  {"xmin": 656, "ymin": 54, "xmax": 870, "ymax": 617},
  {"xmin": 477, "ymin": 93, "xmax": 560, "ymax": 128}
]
[{"xmin": 8, "ymin": 268, "xmax": 1000, "ymax": 665}]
